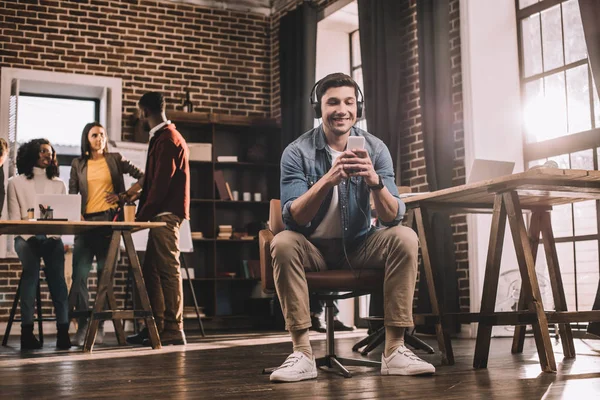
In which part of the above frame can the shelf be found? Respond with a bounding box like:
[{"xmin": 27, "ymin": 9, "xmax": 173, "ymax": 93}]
[
  {"xmin": 215, "ymin": 200, "xmax": 270, "ymax": 205},
  {"xmin": 190, "ymin": 278, "xmax": 260, "ymax": 282},
  {"xmin": 215, "ymin": 161, "xmax": 279, "ymax": 168},
  {"xmin": 190, "ymin": 199, "xmax": 270, "ymax": 205},
  {"xmin": 191, "ymin": 238, "xmax": 257, "ymax": 243},
  {"xmin": 170, "ymin": 111, "xmax": 279, "ymax": 128}
]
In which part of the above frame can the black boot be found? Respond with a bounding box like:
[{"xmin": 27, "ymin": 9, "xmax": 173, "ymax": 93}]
[
  {"xmin": 21, "ymin": 324, "xmax": 42, "ymax": 350},
  {"xmin": 56, "ymin": 323, "xmax": 72, "ymax": 350}
]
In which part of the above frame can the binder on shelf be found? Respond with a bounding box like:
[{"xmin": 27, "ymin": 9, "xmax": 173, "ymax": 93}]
[
  {"xmin": 242, "ymin": 260, "xmax": 251, "ymax": 279},
  {"xmin": 214, "ymin": 170, "xmax": 231, "ymax": 200}
]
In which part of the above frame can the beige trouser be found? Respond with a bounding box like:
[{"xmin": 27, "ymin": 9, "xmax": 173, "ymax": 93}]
[
  {"xmin": 271, "ymin": 225, "xmax": 419, "ymax": 331},
  {"xmin": 142, "ymin": 214, "xmax": 184, "ymax": 331}
]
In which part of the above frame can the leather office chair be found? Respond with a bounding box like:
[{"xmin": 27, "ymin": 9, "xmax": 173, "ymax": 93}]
[{"xmin": 259, "ymin": 199, "xmax": 383, "ymax": 378}]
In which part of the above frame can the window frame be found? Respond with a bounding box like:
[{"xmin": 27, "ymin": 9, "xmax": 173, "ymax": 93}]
[{"xmin": 516, "ymin": 0, "xmax": 600, "ymax": 318}]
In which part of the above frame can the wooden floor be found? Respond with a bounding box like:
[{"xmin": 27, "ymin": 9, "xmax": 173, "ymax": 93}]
[{"xmin": 1, "ymin": 329, "xmax": 600, "ymax": 399}]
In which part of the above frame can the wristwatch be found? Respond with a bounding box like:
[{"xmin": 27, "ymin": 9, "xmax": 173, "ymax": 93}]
[{"xmin": 368, "ymin": 175, "xmax": 384, "ymax": 191}]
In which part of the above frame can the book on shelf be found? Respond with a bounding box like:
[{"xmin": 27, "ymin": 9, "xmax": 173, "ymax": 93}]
[
  {"xmin": 218, "ymin": 225, "xmax": 233, "ymax": 239},
  {"xmin": 214, "ymin": 170, "xmax": 231, "ymax": 200},
  {"xmin": 191, "ymin": 231, "xmax": 204, "ymax": 239},
  {"xmin": 225, "ymin": 182, "xmax": 233, "ymax": 200},
  {"xmin": 217, "ymin": 156, "xmax": 238, "ymax": 162}
]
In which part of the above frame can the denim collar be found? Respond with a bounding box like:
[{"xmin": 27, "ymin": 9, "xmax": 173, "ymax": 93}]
[{"xmin": 314, "ymin": 125, "xmax": 359, "ymax": 151}]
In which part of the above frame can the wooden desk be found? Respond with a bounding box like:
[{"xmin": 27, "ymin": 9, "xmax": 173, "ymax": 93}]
[
  {"xmin": 403, "ymin": 167, "xmax": 600, "ymax": 373},
  {"xmin": 0, "ymin": 220, "xmax": 165, "ymax": 353}
]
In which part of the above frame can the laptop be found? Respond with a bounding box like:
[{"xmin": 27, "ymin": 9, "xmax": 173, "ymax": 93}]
[
  {"xmin": 33, "ymin": 194, "xmax": 81, "ymax": 221},
  {"xmin": 467, "ymin": 159, "xmax": 515, "ymax": 184}
]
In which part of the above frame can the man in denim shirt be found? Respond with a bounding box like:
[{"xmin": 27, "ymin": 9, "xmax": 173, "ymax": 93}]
[{"xmin": 269, "ymin": 73, "xmax": 434, "ymax": 382}]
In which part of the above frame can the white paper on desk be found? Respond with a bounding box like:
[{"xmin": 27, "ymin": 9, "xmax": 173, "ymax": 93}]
[
  {"xmin": 399, "ymin": 192, "xmax": 429, "ymax": 199},
  {"xmin": 121, "ymin": 219, "xmax": 193, "ymax": 253}
]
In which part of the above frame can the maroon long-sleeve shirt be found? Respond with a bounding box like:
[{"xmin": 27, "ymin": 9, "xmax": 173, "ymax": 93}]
[{"xmin": 136, "ymin": 123, "xmax": 190, "ymax": 222}]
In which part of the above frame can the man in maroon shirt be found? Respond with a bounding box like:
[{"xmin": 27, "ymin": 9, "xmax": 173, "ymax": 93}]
[{"xmin": 126, "ymin": 92, "xmax": 190, "ymax": 346}]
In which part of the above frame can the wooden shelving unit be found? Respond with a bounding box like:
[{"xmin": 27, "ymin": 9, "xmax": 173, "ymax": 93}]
[{"xmin": 170, "ymin": 112, "xmax": 280, "ymax": 328}]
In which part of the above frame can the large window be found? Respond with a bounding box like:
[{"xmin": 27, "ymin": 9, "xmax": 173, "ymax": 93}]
[
  {"xmin": 16, "ymin": 94, "xmax": 99, "ymax": 188},
  {"xmin": 517, "ymin": 0, "xmax": 600, "ymax": 320}
]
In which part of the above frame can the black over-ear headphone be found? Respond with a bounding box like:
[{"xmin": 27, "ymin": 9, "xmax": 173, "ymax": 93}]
[{"xmin": 309, "ymin": 78, "xmax": 364, "ymax": 119}]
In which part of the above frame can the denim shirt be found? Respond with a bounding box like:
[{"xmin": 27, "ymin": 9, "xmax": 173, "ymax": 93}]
[{"xmin": 280, "ymin": 125, "xmax": 406, "ymax": 247}]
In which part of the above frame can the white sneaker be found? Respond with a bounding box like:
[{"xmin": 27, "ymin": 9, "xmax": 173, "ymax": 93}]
[
  {"xmin": 381, "ymin": 345, "xmax": 435, "ymax": 376},
  {"xmin": 270, "ymin": 352, "xmax": 318, "ymax": 383}
]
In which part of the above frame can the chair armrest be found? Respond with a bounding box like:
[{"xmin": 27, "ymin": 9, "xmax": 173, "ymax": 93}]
[{"xmin": 259, "ymin": 228, "xmax": 275, "ymax": 293}]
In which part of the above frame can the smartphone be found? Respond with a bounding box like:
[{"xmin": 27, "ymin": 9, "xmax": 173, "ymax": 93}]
[{"xmin": 347, "ymin": 136, "xmax": 365, "ymax": 151}]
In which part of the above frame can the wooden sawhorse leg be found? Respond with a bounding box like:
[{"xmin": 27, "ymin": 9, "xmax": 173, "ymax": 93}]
[
  {"xmin": 475, "ymin": 192, "xmax": 556, "ymax": 372},
  {"xmin": 83, "ymin": 229, "xmax": 161, "ymax": 352},
  {"xmin": 122, "ymin": 230, "xmax": 161, "ymax": 349},
  {"xmin": 505, "ymin": 192, "xmax": 556, "ymax": 372},
  {"xmin": 511, "ymin": 211, "xmax": 542, "ymax": 353},
  {"xmin": 512, "ymin": 211, "xmax": 575, "ymax": 359},
  {"xmin": 411, "ymin": 207, "xmax": 455, "ymax": 365},
  {"xmin": 473, "ymin": 194, "xmax": 508, "ymax": 369}
]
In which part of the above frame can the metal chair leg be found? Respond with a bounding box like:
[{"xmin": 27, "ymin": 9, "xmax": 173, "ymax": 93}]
[
  {"xmin": 36, "ymin": 279, "xmax": 44, "ymax": 345},
  {"xmin": 2, "ymin": 277, "xmax": 22, "ymax": 346},
  {"xmin": 181, "ymin": 255, "xmax": 205, "ymax": 337}
]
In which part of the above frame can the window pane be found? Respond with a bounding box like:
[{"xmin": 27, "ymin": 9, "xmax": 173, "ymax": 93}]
[
  {"xmin": 519, "ymin": 0, "xmax": 538, "ymax": 9},
  {"xmin": 556, "ymin": 242, "xmax": 576, "ymax": 311},
  {"xmin": 351, "ymin": 31, "xmax": 361, "ymax": 68},
  {"xmin": 563, "ymin": 0, "xmax": 587, "ymax": 64},
  {"xmin": 574, "ymin": 200, "xmax": 597, "ymax": 235},
  {"xmin": 575, "ymin": 241, "xmax": 599, "ymax": 311},
  {"xmin": 523, "ymin": 79, "xmax": 545, "ymax": 142},
  {"xmin": 528, "ymin": 159, "xmax": 546, "ymax": 170},
  {"xmin": 594, "ymin": 79, "xmax": 600, "ymax": 129},
  {"xmin": 16, "ymin": 96, "xmax": 95, "ymax": 156},
  {"xmin": 551, "ymin": 204, "xmax": 573, "ymax": 238},
  {"xmin": 570, "ymin": 149, "xmax": 593, "ymax": 170},
  {"xmin": 543, "ymin": 71, "xmax": 568, "ymax": 139},
  {"xmin": 547, "ymin": 153, "xmax": 569, "ymax": 169},
  {"xmin": 566, "ymin": 65, "xmax": 591, "ymax": 133},
  {"xmin": 541, "ymin": 5, "xmax": 564, "ymax": 71},
  {"xmin": 58, "ymin": 165, "xmax": 71, "ymax": 190},
  {"xmin": 521, "ymin": 14, "xmax": 543, "ymax": 77}
]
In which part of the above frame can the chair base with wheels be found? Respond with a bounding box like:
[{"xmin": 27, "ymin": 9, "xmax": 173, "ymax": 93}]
[
  {"xmin": 2, "ymin": 275, "xmax": 55, "ymax": 346},
  {"xmin": 262, "ymin": 292, "xmax": 383, "ymax": 378},
  {"xmin": 352, "ymin": 320, "xmax": 435, "ymax": 356}
]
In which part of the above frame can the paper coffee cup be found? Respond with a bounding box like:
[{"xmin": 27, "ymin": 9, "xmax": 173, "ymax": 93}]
[{"xmin": 124, "ymin": 204, "xmax": 136, "ymax": 222}]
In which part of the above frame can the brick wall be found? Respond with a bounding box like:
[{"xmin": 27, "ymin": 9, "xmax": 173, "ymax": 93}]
[
  {"xmin": 0, "ymin": 0, "xmax": 272, "ymax": 138},
  {"xmin": 396, "ymin": 0, "xmax": 469, "ymax": 314}
]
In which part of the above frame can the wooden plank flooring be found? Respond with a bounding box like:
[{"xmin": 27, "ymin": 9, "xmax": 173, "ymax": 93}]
[{"xmin": 1, "ymin": 330, "xmax": 600, "ymax": 399}]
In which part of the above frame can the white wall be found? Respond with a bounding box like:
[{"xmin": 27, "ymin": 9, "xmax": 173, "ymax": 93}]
[
  {"xmin": 460, "ymin": 0, "xmax": 524, "ymax": 337},
  {"xmin": 316, "ymin": 28, "xmax": 351, "ymax": 82}
]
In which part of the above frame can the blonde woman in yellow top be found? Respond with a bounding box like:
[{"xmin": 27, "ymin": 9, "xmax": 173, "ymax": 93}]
[{"xmin": 68, "ymin": 122, "xmax": 144, "ymax": 345}]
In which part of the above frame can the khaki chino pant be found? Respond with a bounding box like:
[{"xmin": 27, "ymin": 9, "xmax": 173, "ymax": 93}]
[
  {"xmin": 271, "ymin": 226, "xmax": 419, "ymax": 331},
  {"xmin": 143, "ymin": 214, "xmax": 184, "ymax": 331}
]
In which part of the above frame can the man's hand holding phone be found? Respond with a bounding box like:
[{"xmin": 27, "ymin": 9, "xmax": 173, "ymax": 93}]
[{"xmin": 341, "ymin": 136, "xmax": 378, "ymax": 186}]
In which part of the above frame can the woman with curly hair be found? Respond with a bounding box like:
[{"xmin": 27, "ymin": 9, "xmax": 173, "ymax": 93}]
[
  {"xmin": 68, "ymin": 122, "xmax": 144, "ymax": 346},
  {"xmin": 7, "ymin": 138, "xmax": 71, "ymax": 350}
]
